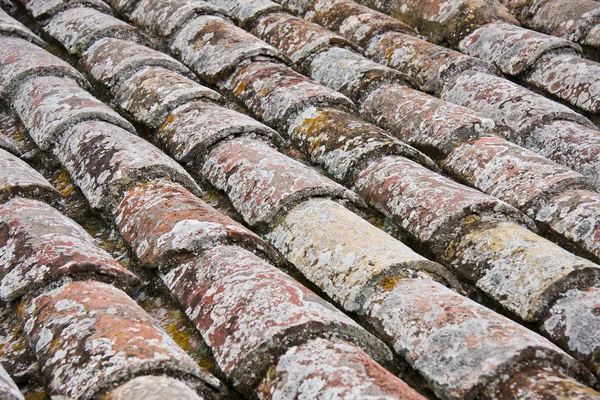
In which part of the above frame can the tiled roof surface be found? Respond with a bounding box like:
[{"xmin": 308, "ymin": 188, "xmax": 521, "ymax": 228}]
[{"xmin": 0, "ymin": 0, "xmax": 600, "ymax": 399}]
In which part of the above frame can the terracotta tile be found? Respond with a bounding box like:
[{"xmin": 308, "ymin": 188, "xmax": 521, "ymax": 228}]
[
  {"xmin": 55, "ymin": 120, "xmax": 201, "ymax": 211},
  {"xmin": 20, "ymin": 280, "xmax": 219, "ymax": 399},
  {"xmin": 13, "ymin": 75, "xmax": 134, "ymax": 151},
  {"xmin": 354, "ymin": 155, "xmax": 529, "ymax": 254},
  {"xmin": 203, "ymin": 137, "xmax": 361, "ymax": 229},
  {"xmin": 81, "ymin": 37, "xmax": 194, "ymax": 89},
  {"xmin": 107, "ymin": 375, "xmax": 205, "ymax": 400},
  {"xmin": 0, "ymin": 8, "xmax": 44, "ymax": 45},
  {"xmin": 365, "ymin": 277, "xmax": 595, "ymax": 399},
  {"xmin": 115, "ymin": 178, "xmax": 282, "ymax": 268},
  {"xmin": 170, "ymin": 15, "xmax": 287, "ymax": 84},
  {"xmin": 0, "ymin": 148, "xmax": 59, "ymax": 205},
  {"xmin": 288, "ymin": 106, "xmax": 434, "ymax": 183},
  {"xmin": 19, "ymin": 0, "xmax": 111, "ymax": 20},
  {"xmin": 130, "ymin": 0, "xmax": 227, "ymax": 38},
  {"xmin": 161, "ymin": 244, "xmax": 391, "ymax": 392},
  {"xmin": 441, "ymin": 220, "xmax": 600, "ymax": 321},
  {"xmin": 0, "ymin": 197, "xmax": 139, "ymax": 300},
  {"xmin": 115, "ymin": 67, "xmax": 222, "ymax": 130},
  {"xmin": 226, "ymin": 60, "xmax": 355, "ymax": 131},
  {"xmin": 0, "ymin": 37, "xmax": 86, "ymax": 98},
  {"xmin": 259, "ymin": 338, "xmax": 426, "ymax": 400},
  {"xmin": 0, "ymin": 364, "xmax": 23, "ymax": 400},
  {"xmin": 267, "ymin": 197, "xmax": 454, "ymax": 312},
  {"xmin": 158, "ymin": 100, "xmax": 281, "ymax": 165},
  {"xmin": 46, "ymin": 7, "xmax": 139, "ymax": 55}
]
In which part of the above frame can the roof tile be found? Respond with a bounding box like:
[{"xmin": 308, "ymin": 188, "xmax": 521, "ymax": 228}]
[
  {"xmin": 13, "ymin": 75, "xmax": 134, "ymax": 151},
  {"xmin": 19, "ymin": 0, "xmax": 111, "ymax": 20},
  {"xmin": 162, "ymin": 244, "xmax": 391, "ymax": 392},
  {"xmin": 0, "ymin": 37, "xmax": 86, "ymax": 98},
  {"xmin": 21, "ymin": 280, "xmax": 215, "ymax": 399},
  {"xmin": 45, "ymin": 7, "xmax": 140, "ymax": 55},
  {"xmin": 107, "ymin": 375, "xmax": 205, "ymax": 400},
  {"xmin": 0, "ymin": 8, "xmax": 44, "ymax": 45},
  {"xmin": 55, "ymin": 120, "xmax": 201, "ymax": 211},
  {"xmin": 170, "ymin": 15, "xmax": 288, "ymax": 84},
  {"xmin": 81, "ymin": 37, "xmax": 195, "ymax": 89},
  {"xmin": 0, "ymin": 148, "xmax": 59, "ymax": 204},
  {"xmin": 0, "ymin": 198, "xmax": 139, "ymax": 301},
  {"xmin": 115, "ymin": 179, "xmax": 282, "ymax": 268},
  {"xmin": 130, "ymin": 0, "xmax": 227, "ymax": 39},
  {"xmin": 288, "ymin": 106, "xmax": 435, "ymax": 184},
  {"xmin": 203, "ymin": 137, "xmax": 362, "ymax": 229},
  {"xmin": 267, "ymin": 197, "xmax": 453, "ymax": 312},
  {"xmin": 259, "ymin": 338, "xmax": 425, "ymax": 400},
  {"xmin": 158, "ymin": 100, "xmax": 282, "ymax": 165},
  {"xmin": 365, "ymin": 277, "xmax": 593, "ymax": 399},
  {"xmin": 226, "ymin": 60, "xmax": 355, "ymax": 131}
]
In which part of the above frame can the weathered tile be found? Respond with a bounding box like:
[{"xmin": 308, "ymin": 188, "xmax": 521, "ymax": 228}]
[
  {"xmin": 0, "ymin": 148, "xmax": 59, "ymax": 205},
  {"xmin": 0, "ymin": 364, "xmax": 23, "ymax": 400},
  {"xmin": 102, "ymin": 0, "xmax": 141, "ymax": 16},
  {"xmin": 0, "ymin": 107, "xmax": 39, "ymax": 159},
  {"xmin": 258, "ymin": 338, "xmax": 425, "ymax": 400},
  {"xmin": 130, "ymin": 0, "xmax": 227, "ymax": 39},
  {"xmin": 203, "ymin": 137, "xmax": 361, "ymax": 229},
  {"xmin": 226, "ymin": 61, "xmax": 355, "ymax": 131},
  {"xmin": 267, "ymin": 197, "xmax": 455, "ymax": 312},
  {"xmin": 107, "ymin": 376, "xmax": 205, "ymax": 400},
  {"xmin": 525, "ymin": 51, "xmax": 600, "ymax": 114},
  {"xmin": 0, "ymin": 8, "xmax": 44, "ymax": 45},
  {"xmin": 13, "ymin": 75, "xmax": 134, "ymax": 151},
  {"xmin": 19, "ymin": 0, "xmax": 111, "ymax": 20},
  {"xmin": 362, "ymin": 83, "xmax": 496, "ymax": 159},
  {"xmin": 354, "ymin": 155, "xmax": 530, "ymax": 254},
  {"xmin": 0, "ymin": 304, "xmax": 38, "ymax": 383},
  {"xmin": 306, "ymin": 0, "xmax": 415, "ymax": 48},
  {"xmin": 541, "ymin": 285, "xmax": 600, "ymax": 377},
  {"xmin": 55, "ymin": 120, "xmax": 201, "ymax": 211},
  {"xmin": 441, "ymin": 220, "xmax": 600, "ymax": 321},
  {"xmin": 459, "ymin": 21, "xmax": 580, "ymax": 75},
  {"xmin": 0, "ymin": 37, "xmax": 86, "ymax": 98},
  {"xmin": 81, "ymin": 37, "xmax": 195, "ymax": 90},
  {"xmin": 441, "ymin": 71, "xmax": 592, "ymax": 136},
  {"xmin": 536, "ymin": 189, "xmax": 600, "ymax": 262},
  {"xmin": 525, "ymin": 120, "xmax": 600, "ymax": 188},
  {"xmin": 115, "ymin": 179, "xmax": 282, "ymax": 268},
  {"xmin": 308, "ymin": 47, "xmax": 411, "ymax": 103},
  {"xmin": 443, "ymin": 136, "xmax": 589, "ymax": 211},
  {"xmin": 365, "ymin": 277, "xmax": 595, "ymax": 399},
  {"xmin": 368, "ymin": 31, "xmax": 496, "ymax": 95},
  {"xmin": 0, "ymin": 198, "xmax": 139, "ymax": 301},
  {"xmin": 161, "ymin": 244, "xmax": 391, "ymax": 392},
  {"xmin": 359, "ymin": 0, "xmax": 518, "ymax": 46},
  {"xmin": 287, "ymin": 106, "xmax": 436, "ymax": 184},
  {"xmin": 158, "ymin": 100, "xmax": 282, "ymax": 164},
  {"xmin": 211, "ymin": 0, "xmax": 283, "ymax": 28},
  {"xmin": 170, "ymin": 15, "xmax": 287, "ymax": 85},
  {"xmin": 114, "ymin": 67, "xmax": 222, "ymax": 130},
  {"xmin": 528, "ymin": 0, "xmax": 600, "ymax": 45},
  {"xmin": 252, "ymin": 12, "xmax": 358, "ymax": 67},
  {"xmin": 45, "ymin": 7, "xmax": 139, "ymax": 55},
  {"xmin": 21, "ymin": 280, "xmax": 218, "ymax": 399},
  {"xmin": 494, "ymin": 367, "xmax": 600, "ymax": 400}
]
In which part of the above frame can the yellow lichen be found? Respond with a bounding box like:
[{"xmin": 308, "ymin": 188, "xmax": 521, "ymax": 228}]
[{"xmin": 381, "ymin": 276, "xmax": 401, "ymax": 291}]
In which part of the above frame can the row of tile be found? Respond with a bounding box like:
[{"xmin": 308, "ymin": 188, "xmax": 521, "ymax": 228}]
[
  {"xmin": 0, "ymin": 9, "xmax": 431, "ymax": 399},
  {"xmin": 344, "ymin": 0, "xmax": 600, "ymax": 118},
  {"xmin": 498, "ymin": 0, "xmax": 600, "ymax": 54},
  {"xmin": 269, "ymin": 0, "xmax": 600, "ymax": 269},
  {"xmin": 98, "ymin": 0, "xmax": 600, "ymax": 379},
  {"xmin": 0, "ymin": 146, "xmax": 223, "ymax": 399},
  {"xmin": 30, "ymin": 0, "xmax": 600, "ymax": 398}
]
